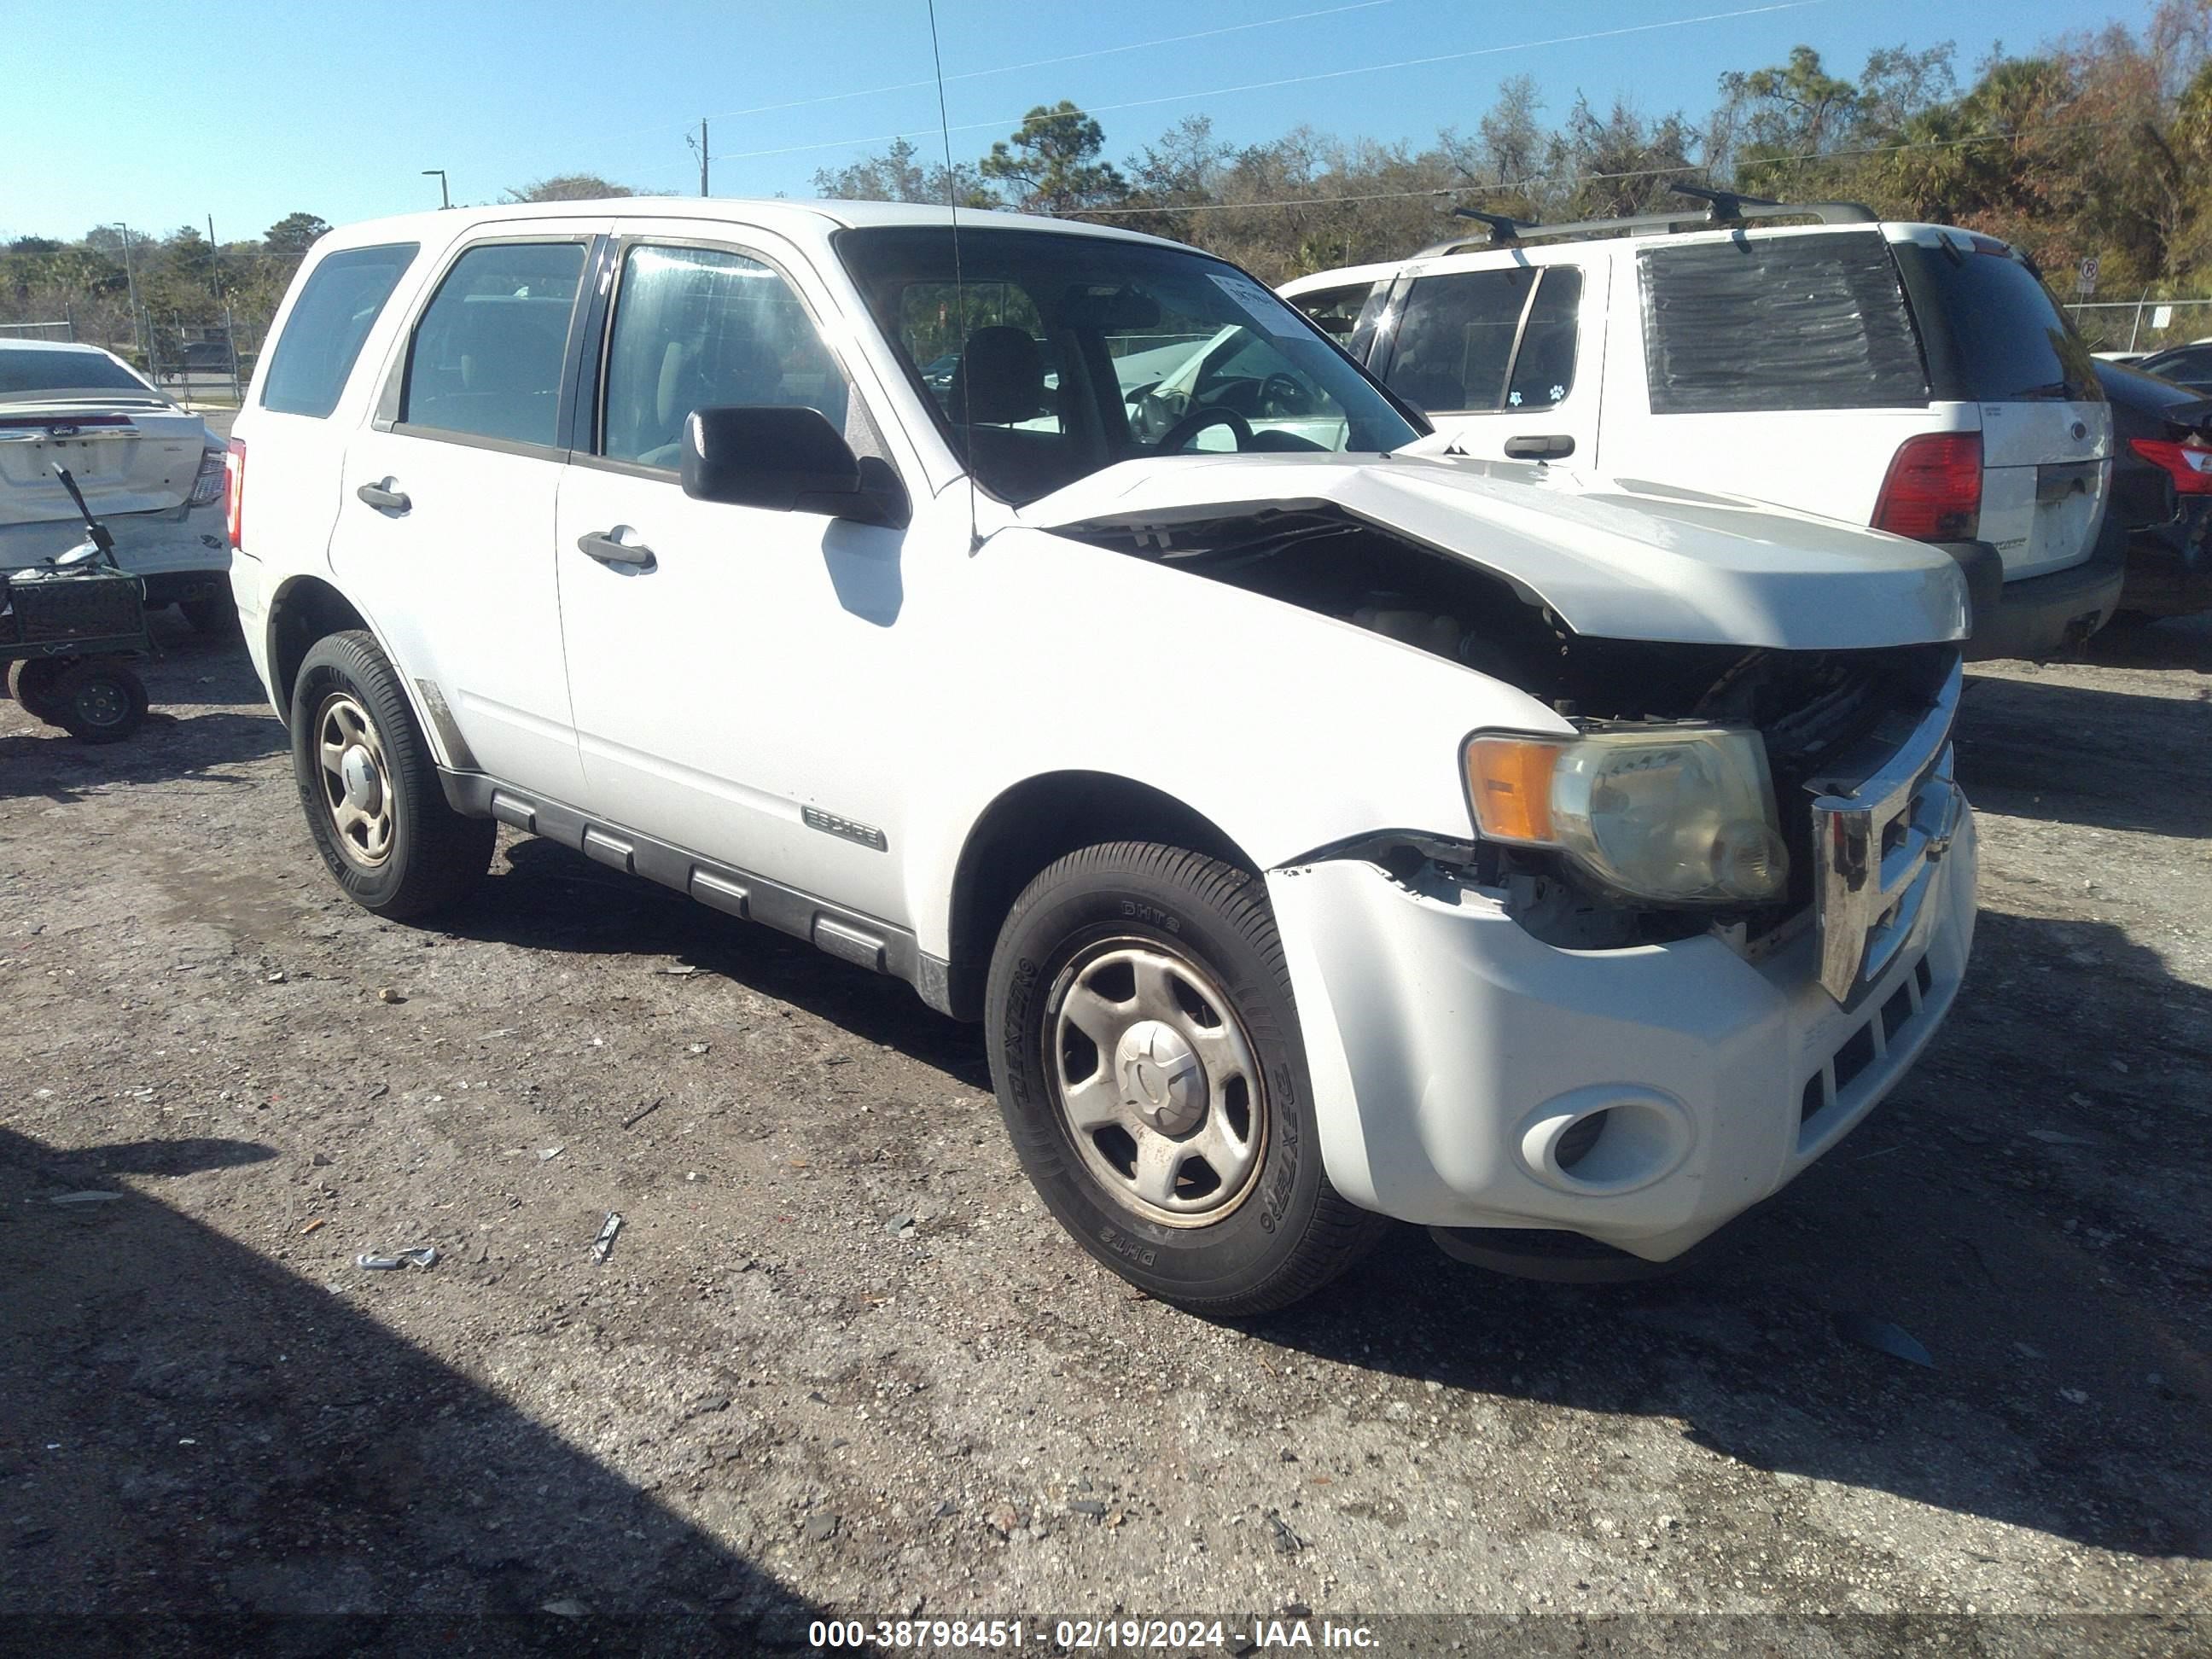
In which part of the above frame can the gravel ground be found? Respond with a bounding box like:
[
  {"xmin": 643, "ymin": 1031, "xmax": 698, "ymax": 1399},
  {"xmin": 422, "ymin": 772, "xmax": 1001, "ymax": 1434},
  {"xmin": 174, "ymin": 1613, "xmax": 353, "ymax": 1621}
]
[{"xmin": 1, "ymin": 608, "xmax": 2206, "ymax": 1655}]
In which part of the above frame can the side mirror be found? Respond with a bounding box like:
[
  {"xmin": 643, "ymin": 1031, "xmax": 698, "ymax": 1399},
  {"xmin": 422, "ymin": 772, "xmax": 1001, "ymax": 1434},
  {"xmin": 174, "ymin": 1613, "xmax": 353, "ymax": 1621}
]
[{"xmin": 680, "ymin": 405, "xmax": 906, "ymax": 527}]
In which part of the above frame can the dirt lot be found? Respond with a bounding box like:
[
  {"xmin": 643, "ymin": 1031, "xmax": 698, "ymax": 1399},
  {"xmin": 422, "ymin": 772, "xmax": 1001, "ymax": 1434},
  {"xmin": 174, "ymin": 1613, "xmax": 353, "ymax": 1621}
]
[{"xmin": 2, "ymin": 608, "xmax": 2207, "ymax": 1654}]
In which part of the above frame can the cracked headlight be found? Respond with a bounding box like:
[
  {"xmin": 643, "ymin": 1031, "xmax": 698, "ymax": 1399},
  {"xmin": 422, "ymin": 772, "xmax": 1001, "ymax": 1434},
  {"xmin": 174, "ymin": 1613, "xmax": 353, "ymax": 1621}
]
[{"xmin": 1464, "ymin": 727, "xmax": 1789, "ymax": 905}]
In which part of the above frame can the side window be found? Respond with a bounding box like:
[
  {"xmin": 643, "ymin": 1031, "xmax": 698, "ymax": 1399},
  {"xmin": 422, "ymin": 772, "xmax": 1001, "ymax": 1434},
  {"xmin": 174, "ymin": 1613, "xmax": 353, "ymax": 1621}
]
[
  {"xmin": 400, "ymin": 242, "xmax": 585, "ymax": 446},
  {"xmin": 601, "ymin": 243, "xmax": 852, "ymax": 467},
  {"xmin": 259, "ymin": 243, "xmax": 417, "ymax": 418},
  {"xmin": 1641, "ymin": 233, "xmax": 1927, "ymax": 415},
  {"xmin": 1291, "ymin": 282, "xmax": 1376, "ymax": 342},
  {"xmin": 1505, "ymin": 268, "xmax": 1583, "ymax": 411},
  {"xmin": 1384, "ymin": 268, "xmax": 1534, "ymax": 414}
]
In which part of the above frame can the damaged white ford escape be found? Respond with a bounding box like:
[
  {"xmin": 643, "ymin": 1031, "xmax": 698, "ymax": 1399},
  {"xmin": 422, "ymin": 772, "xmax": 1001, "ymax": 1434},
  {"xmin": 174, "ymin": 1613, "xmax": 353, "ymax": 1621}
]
[{"xmin": 229, "ymin": 201, "xmax": 1976, "ymax": 1313}]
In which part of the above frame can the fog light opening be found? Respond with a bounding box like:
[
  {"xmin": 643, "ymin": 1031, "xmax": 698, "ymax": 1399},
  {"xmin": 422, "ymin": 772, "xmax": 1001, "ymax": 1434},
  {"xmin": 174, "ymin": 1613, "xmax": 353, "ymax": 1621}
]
[{"xmin": 1554, "ymin": 1109, "xmax": 1610, "ymax": 1171}]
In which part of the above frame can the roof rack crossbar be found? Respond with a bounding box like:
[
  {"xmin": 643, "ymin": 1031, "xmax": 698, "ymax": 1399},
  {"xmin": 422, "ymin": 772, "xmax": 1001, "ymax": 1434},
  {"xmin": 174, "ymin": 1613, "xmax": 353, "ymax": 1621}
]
[{"xmin": 1415, "ymin": 191, "xmax": 1877, "ymax": 259}]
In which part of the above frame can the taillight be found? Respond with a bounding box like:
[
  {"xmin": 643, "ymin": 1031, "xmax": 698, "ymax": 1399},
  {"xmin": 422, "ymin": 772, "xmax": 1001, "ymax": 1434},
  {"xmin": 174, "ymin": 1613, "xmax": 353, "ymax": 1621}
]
[
  {"xmin": 2129, "ymin": 436, "xmax": 2212, "ymax": 495},
  {"xmin": 224, "ymin": 438, "xmax": 246, "ymax": 550},
  {"xmin": 1872, "ymin": 433, "xmax": 1982, "ymax": 543},
  {"xmin": 187, "ymin": 447, "xmax": 224, "ymax": 508}
]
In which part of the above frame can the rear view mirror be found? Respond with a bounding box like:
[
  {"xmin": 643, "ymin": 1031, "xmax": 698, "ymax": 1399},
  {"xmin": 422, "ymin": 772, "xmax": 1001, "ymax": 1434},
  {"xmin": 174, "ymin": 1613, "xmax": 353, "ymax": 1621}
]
[{"xmin": 680, "ymin": 405, "xmax": 908, "ymax": 527}]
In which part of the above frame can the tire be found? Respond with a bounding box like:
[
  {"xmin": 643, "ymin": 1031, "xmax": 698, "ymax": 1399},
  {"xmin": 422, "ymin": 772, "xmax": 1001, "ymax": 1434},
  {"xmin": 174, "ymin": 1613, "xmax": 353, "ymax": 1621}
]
[
  {"xmin": 50, "ymin": 657, "xmax": 148, "ymax": 744},
  {"xmin": 289, "ymin": 630, "xmax": 495, "ymax": 919},
  {"xmin": 179, "ymin": 584, "xmax": 239, "ymax": 636},
  {"xmin": 9, "ymin": 658, "xmax": 70, "ymax": 726},
  {"xmin": 986, "ymin": 841, "xmax": 1387, "ymax": 1316}
]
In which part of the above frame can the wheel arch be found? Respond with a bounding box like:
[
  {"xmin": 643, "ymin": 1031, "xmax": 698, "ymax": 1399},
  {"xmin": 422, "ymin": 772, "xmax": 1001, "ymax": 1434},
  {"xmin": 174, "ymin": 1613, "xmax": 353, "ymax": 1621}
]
[
  {"xmin": 265, "ymin": 574, "xmax": 370, "ymax": 730},
  {"xmin": 942, "ymin": 769, "xmax": 1256, "ymax": 1022}
]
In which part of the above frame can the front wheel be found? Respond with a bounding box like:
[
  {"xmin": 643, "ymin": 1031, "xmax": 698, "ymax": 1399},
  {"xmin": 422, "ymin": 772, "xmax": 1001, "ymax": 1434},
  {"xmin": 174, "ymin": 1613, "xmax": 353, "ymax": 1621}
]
[
  {"xmin": 289, "ymin": 630, "xmax": 495, "ymax": 919},
  {"xmin": 986, "ymin": 841, "xmax": 1386, "ymax": 1316}
]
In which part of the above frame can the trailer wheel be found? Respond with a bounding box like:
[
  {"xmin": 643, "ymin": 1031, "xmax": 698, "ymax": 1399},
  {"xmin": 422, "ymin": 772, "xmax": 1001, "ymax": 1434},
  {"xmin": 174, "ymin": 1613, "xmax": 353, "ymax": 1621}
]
[
  {"xmin": 8, "ymin": 659, "xmax": 71, "ymax": 726},
  {"xmin": 51, "ymin": 657, "xmax": 148, "ymax": 744}
]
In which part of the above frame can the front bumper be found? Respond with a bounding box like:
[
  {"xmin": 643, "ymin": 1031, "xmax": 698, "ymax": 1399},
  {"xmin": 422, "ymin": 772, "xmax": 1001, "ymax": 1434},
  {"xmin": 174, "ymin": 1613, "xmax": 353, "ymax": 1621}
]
[{"xmin": 1270, "ymin": 806, "xmax": 1976, "ymax": 1263}]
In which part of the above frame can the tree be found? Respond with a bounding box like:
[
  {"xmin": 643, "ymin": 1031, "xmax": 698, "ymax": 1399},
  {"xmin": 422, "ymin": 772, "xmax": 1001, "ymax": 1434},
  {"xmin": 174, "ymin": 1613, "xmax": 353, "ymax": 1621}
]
[
  {"xmin": 812, "ymin": 137, "xmax": 990, "ymax": 207},
  {"xmin": 263, "ymin": 213, "xmax": 330, "ymax": 255},
  {"xmin": 979, "ymin": 102, "xmax": 1129, "ymax": 216},
  {"xmin": 504, "ymin": 174, "xmax": 637, "ymax": 203}
]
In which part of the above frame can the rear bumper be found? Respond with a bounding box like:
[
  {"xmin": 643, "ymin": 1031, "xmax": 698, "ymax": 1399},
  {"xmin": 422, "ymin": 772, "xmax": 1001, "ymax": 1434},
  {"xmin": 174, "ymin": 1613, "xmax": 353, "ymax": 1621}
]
[
  {"xmin": 1967, "ymin": 515, "xmax": 2127, "ymax": 659},
  {"xmin": 0, "ymin": 504, "xmax": 229, "ymax": 586},
  {"xmin": 1268, "ymin": 808, "xmax": 1976, "ymax": 1262}
]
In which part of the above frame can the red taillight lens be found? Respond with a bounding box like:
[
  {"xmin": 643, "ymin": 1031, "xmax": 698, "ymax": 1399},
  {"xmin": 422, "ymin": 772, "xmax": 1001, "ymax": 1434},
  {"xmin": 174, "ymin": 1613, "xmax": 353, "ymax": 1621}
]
[
  {"xmin": 2128, "ymin": 436, "xmax": 2212, "ymax": 495},
  {"xmin": 1872, "ymin": 433, "xmax": 1982, "ymax": 543},
  {"xmin": 224, "ymin": 438, "xmax": 246, "ymax": 550}
]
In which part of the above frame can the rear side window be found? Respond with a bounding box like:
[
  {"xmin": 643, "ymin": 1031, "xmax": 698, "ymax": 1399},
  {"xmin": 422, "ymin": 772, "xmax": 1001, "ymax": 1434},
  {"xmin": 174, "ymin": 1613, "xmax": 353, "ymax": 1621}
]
[
  {"xmin": 1891, "ymin": 236, "xmax": 2102, "ymax": 404},
  {"xmin": 259, "ymin": 243, "xmax": 417, "ymax": 418},
  {"xmin": 1385, "ymin": 265, "xmax": 1582, "ymax": 414},
  {"xmin": 1641, "ymin": 232, "xmax": 1928, "ymax": 415},
  {"xmin": 401, "ymin": 242, "xmax": 585, "ymax": 446}
]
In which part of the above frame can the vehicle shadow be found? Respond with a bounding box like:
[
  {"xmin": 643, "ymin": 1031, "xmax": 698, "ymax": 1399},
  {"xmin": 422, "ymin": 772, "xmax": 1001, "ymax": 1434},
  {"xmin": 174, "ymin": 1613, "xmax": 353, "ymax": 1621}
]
[
  {"xmin": 1250, "ymin": 904, "xmax": 2212, "ymax": 1563},
  {"xmin": 445, "ymin": 835, "xmax": 993, "ymax": 1092},
  {"xmin": 0, "ymin": 710, "xmax": 285, "ymax": 804},
  {"xmin": 2076, "ymin": 611, "xmax": 2212, "ymax": 674},
  {"xmin": 0, "ymin": 1122, "xmax": 828, "ymax": 1646},
  {"xmin": 1957, "ymin": 670, "xmax": 2212, "ymax": 837}
]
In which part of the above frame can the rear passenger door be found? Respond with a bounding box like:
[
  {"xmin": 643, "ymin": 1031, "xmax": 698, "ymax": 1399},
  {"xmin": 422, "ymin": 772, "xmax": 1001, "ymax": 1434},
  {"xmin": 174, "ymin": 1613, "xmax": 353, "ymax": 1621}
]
[
  {"xmin": 1371, "ymin": 254, "xmax": 1604, "ymax": 464},
  {"xmin": 328, "ymin": 224, "xmax": 605, "ymax": 802}
]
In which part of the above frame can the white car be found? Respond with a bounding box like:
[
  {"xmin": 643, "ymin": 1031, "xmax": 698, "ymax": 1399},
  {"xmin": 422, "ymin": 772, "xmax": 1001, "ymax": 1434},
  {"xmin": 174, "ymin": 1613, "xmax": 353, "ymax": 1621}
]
[
  {"xmin": 1282, "ymin": 195, "xmax": 2122, "ymax": 661},
  {"xmin": 228, "ymin": 201, "xmax": 1977, "ymax": 1313},
  {"xmin": 0, "ymin": 339, "xmax": 231, "ymax": 627}
]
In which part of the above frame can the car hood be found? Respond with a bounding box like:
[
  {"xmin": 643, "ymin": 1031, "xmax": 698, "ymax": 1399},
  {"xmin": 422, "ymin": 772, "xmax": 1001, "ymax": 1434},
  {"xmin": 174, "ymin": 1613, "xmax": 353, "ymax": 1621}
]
[{"xmin": 1019, "ymin": 451, "xmax": 1970, "ymax": 650}]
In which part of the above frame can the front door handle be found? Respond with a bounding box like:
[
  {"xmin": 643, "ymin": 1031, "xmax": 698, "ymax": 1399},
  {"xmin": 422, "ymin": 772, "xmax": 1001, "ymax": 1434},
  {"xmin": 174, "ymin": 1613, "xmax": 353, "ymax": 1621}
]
[
  {"xmin": 356, "ymin": 478, "xmax": 411, "ymax": 513},
  {"xmin": 576, "ymin": 528, "xmax": 656, "ymax": 572},
  {"xmin": 1503, "ymin": 434, "xmax": 1575, "ymax": 461}
]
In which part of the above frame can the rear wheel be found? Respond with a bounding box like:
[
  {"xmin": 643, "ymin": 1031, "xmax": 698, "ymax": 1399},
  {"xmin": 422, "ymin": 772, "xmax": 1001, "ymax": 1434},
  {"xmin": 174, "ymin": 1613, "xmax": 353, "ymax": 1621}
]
[
  {"xmin": 986, "ymin": 841, "xmax": 1386, "ymax": 1316},
  {"xmin": 8, "ymin": 658, "xmax": 70, "ymax": 726},
  {"xmin": 51, "ymin": 658, "xmax": 148, "ymax": 744},
  {"xmin": 289, "ymin": 630, "xmax": 494, "ymax": 919}
]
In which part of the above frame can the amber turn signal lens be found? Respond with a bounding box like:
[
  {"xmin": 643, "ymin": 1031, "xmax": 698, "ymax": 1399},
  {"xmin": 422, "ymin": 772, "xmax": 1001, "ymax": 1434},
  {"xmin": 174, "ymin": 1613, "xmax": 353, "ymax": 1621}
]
[{"xmin": 1464, "ymin": 736, "xmax": 1565, "ymax": 845}]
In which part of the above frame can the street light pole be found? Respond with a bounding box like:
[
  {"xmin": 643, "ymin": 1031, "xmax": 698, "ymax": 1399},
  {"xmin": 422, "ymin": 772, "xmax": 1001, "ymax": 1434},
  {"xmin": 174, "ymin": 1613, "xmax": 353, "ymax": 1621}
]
[{"xmin": 422, "ymin": 169, "xmax": 451, "ymax": 209}]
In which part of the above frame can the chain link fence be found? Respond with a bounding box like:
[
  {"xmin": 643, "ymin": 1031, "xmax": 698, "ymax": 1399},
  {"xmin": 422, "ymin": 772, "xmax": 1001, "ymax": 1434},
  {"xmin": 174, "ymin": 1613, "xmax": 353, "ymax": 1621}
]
[{"xmin": 2064, "ymin": 297, "xmax": 2212, "ymax": 356}]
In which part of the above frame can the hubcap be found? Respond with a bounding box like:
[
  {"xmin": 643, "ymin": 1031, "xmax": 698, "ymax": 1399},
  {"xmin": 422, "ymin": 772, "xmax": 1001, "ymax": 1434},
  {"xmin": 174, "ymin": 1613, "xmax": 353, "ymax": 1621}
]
[
  {"xmin": 314, "ymin": 693, "xmax": 395, "ymax": 868},
  {"xmin": 1046, "ymin": 940, "xmax": 1265, "ymax": 1226},
  {"xmin": 76, "ymin": 678, "xmax": 126, "ymax": 726}
]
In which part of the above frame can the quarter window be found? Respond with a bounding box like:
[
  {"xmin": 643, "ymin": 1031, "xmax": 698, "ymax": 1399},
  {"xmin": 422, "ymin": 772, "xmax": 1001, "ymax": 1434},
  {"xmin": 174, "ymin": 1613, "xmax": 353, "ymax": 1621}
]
[
  {"xmin": 600, "ymin": 243, "xmax": 850, "ymax": 468},
  {"xmin": 401, "ymin": 242, "xmax": 585, "ymax": 446},
  {"xmin": 260, "ymin": 242, "xmax": 417, "ymax": 419}
]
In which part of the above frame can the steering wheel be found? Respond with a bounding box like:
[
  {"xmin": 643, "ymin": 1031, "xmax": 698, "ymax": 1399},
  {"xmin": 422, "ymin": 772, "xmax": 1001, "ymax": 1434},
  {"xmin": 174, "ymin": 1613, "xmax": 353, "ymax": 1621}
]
[
  {"xmin": 1260, "ymin": 372, "xmax": 1306, "ymax": 416},
  {"xmin": 1155, "ymin": 405, "xmax": 1254, "ymax": 453}
]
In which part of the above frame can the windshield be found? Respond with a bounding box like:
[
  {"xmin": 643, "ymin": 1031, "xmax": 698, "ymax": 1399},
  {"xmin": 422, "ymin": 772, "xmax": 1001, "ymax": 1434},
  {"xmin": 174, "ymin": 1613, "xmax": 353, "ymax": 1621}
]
[
  {"xmin": 834, "ymin": 225, "xmax": 1422, "ymax": 505},
  {"xmin": 0, "ymin": 347, "xmax": 160, "ymax": 403}
]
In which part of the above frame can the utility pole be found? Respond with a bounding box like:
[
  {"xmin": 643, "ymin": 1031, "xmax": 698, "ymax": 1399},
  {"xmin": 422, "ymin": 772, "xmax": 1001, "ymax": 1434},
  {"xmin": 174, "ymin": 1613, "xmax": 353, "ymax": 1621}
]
[
  {"xmin": 422, "ymin": 168, "xmax": 451, "ymax": 209},
  {"xmin": 690, "ymin": 118, "xmax": 710, "ymax": 197}
]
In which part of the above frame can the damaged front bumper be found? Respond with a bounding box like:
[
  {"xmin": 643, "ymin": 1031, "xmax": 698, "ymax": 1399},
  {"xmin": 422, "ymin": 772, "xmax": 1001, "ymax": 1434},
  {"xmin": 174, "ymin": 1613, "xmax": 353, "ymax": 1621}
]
[{"xmin": 1268, "ymin": 778, "xmax": 1976, "ymax": 1265}]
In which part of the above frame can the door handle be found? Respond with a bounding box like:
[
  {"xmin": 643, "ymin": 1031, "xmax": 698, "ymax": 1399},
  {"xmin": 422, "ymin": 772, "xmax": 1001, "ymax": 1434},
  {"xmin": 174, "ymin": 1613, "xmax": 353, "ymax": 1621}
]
[
  {"xmin": 1503, "ymin": 434, "xmax": 1575, "ymax": 461},
  {"xmin": 576, "ymin": 528, "xmax": 656, "ymax": 572},
  {"xmin": 356, "ymin": 478, "xmax": 411, "ymax": 513}
]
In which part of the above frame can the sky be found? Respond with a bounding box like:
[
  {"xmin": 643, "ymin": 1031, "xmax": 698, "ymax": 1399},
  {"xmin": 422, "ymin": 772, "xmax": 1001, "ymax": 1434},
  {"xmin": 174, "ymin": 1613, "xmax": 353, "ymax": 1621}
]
[{"xmin": 3, "ymin": 0, "xmax": 2128, "ymax": 244}]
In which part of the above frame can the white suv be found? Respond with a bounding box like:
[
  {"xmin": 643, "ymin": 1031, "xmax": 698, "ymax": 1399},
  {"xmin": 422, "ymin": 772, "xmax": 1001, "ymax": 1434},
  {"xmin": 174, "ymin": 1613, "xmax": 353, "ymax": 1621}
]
[
  {"xmin": 1282, "ymin": 193, "xmax": 2120, "ymax": 661},
  {"xmin": 229, "ymin": 200, "xmax": 1977, "ymax": 1312}
]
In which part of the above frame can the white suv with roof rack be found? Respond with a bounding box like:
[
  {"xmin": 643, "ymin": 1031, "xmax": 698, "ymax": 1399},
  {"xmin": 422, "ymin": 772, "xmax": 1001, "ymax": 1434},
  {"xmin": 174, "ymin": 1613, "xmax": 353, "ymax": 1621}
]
[
  {"xmin": 226, "ymin": 198, "xmax": 1978, "ymax": 1313},
  {"xmin": 1282, "ymin": 187, "xmax": 2121, "ymax": 661}
]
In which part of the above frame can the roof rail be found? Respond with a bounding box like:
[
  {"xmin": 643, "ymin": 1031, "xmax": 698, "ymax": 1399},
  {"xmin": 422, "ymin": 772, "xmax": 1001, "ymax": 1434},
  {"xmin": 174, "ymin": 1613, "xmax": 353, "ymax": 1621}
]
[{"xmin": 1412, "ymin": 183, "xmax": 1877, "ymax": 259}]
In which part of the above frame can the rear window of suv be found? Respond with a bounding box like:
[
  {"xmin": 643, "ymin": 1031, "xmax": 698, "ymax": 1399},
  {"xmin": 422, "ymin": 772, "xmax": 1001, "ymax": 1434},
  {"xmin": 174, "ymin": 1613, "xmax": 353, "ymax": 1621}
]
[
  {"xmin": 1640, "ymin": 230, "xmax": 1929, "ymax": 415},
  {"xmin": 259, "ymin": 242, "xmax": 417, "ymax": 418},
  {"xmin": 1890, "ymin": 235, "xmax": 2102, "ymax": 405}
]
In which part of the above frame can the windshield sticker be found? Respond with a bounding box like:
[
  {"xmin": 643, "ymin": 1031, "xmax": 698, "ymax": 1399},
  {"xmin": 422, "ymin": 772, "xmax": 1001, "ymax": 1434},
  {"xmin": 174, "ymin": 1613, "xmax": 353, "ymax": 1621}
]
[{"xmin": 1208, "ymin": 271, "xmax": 1288, "ymax": 331}]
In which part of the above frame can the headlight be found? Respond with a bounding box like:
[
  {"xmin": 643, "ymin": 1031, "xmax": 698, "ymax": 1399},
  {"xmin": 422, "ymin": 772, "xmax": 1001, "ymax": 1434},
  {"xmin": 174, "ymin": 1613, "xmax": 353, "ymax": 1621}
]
[{"xmin": 1464, "ymin": 727, "xmax": 1789, "ymax": 905}]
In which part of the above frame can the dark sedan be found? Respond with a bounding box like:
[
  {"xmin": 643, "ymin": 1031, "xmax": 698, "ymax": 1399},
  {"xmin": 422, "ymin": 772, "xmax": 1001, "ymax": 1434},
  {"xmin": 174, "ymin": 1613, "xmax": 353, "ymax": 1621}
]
[
  {"xmin": 2098, "ymin": 358, "xmax": 2212, "ymax": 620},
  {"xmin": 2133, "ymin": 339, "xmax": 2212, "ymax": 394}
]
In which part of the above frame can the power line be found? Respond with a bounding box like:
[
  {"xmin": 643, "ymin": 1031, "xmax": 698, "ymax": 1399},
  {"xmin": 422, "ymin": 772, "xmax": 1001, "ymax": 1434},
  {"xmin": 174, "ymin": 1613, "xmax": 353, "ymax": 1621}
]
[
  {"xmin": 672, "ymin": 0, "xmax": 1829, "ymax": 175},
  {"xmin": 601, "ymin": 0, "xmax": 1396, "ymax": 161}
]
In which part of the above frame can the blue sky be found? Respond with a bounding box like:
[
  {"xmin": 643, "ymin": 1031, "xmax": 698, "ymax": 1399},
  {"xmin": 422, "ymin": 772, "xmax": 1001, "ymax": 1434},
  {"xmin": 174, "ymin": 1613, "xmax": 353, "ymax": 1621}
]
[{"xmin": 8, "ymin": 0, "xmax": 2123, "ymax": 243}]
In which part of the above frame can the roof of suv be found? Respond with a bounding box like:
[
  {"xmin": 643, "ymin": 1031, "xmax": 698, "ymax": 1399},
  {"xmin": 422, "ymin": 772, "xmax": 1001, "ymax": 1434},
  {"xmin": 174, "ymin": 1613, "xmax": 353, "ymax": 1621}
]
[{"xmin": 312, "ymin": 196, "xmax": 1184, "ymax": 255}]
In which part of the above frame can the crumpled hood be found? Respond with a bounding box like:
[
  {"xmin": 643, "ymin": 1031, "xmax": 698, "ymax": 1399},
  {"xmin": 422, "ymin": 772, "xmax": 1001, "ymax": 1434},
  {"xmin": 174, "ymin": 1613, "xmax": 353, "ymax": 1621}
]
[{"xmin": 1020, "ymin": 451, "xmax": 1970, "ymax": 650}]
